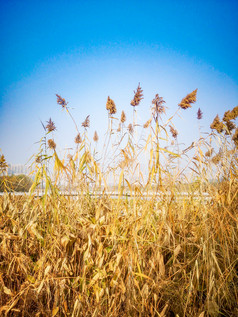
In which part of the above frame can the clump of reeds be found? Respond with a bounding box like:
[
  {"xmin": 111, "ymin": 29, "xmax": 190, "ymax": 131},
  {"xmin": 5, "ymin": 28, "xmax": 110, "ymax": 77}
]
[{"xmin": 1, "ymin": 86, "xmax": 237, "ymax": 317}]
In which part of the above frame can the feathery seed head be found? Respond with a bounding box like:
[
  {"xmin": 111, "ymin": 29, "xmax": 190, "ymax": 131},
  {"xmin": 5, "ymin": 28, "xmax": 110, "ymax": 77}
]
[
  {"xmin": 225, "ymin": 120, "xmax": 236, "ymax": 134},
  {"xmin": 230, "ymin": 106, "xmax": 238, "ymax": 120},
  {"xmin": 75, "ymin": 133, "xmax": 82, "ymax": 144},
  {"xmin": 35, "ymin": 155, "xmax": 42, "ymax": 164},
  {"xmin": 210, "ymin": 115, "xmax": 224, "ymax": 133},
  {"xmin": 178, "ymin": 89, "xmax": 198, "ymax": 110},
  {"xmin": 223, "ymin": 110, "xmax": 232, "ymax": 122},
  {"xmin": 82, "ymin": 115, "xmax": 90, "ymax": 128},
  {"xmin": 232, "ymin": 128, "xmax": 238, "ymax": 147},
  {"xmin": 48, "ymin": 139, "xmax": 56, "ymax": 150},
  {"xmin": 130, "ymin": 83, "xmax": 143, "ymax": 107},
  {"xmin": 205, "ymin": 148, "xmax": 214, "ymax": 157},
  {"xmin": 46, "ymin": 118, "xmax": 56, "ymax": 132},
  {"xmin": 143, "ymin": 119, "xmax": 152, "ymax": 129},
  {"xmin": 56, "ymin": 94, "xmax": 68, "ymax": 108},
  {"xmin": 152, "ymin": 94, "xmax": 166, "ymax": 114},
  {"xmin": 106, "ymin": 96, "xmax": 117, "ymax": 115},
  {"xmin": 197, "ymin": 108, "xmax": 203, "ymax": 120},
  {"xmin": 169, "ymin": 125, "xmax": 178, "ymax": 139},
  {"xmin": 128, "ymin": 123, "xmax": 134, "ymax": 134},
  {"xmin": 120, "ymin": 111, "xmax": 126, "ymax": 123},
  {"xmin": 93, "ymin": 131, "xmax": 99, "ymax": 142},
  {"xmin": 211, "ymin": 153, "xmax": 221, "ymax": 165}
]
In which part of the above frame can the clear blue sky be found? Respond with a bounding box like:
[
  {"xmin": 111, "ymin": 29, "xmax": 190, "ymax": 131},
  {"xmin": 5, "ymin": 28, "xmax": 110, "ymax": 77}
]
[{"xmin": 0, "ymin": 0, "xmax": 238, "ymax": 165}]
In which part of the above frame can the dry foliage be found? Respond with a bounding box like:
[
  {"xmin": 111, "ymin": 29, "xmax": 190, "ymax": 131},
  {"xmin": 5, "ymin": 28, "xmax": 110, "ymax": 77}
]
[{"xmin": 0, "ymin": 87, "xmax": 238, "ymax": 316}]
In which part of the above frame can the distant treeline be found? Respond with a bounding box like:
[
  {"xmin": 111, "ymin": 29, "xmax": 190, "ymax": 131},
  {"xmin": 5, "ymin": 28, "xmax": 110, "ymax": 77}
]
[{"xmin": 0, "ymin": 174, "xmax": 33, "ymax": 192}]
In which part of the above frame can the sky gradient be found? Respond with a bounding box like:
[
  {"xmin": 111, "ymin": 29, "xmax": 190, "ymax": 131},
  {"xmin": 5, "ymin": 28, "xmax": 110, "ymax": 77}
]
[{"xmin": 1, "ymin": 0, "xmax": 238, "ymax": 164}]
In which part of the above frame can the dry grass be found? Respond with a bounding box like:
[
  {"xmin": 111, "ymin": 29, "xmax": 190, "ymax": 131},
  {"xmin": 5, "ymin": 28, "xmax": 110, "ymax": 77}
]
[{"xmin": 0, "ymin": 87, "xmax": 237, "ymax": 316}]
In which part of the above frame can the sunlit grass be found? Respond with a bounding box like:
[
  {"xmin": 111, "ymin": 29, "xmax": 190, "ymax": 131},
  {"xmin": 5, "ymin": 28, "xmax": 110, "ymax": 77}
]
[{"xmin": 0, "ymin": 88, "xmax": 237, "ymax": 316}]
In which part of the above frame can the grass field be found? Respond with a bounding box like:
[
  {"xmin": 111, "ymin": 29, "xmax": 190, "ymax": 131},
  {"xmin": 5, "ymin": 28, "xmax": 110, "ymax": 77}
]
[{"xmin": 0, "ymin": 88, "xmax": 237, "ymax": 316}]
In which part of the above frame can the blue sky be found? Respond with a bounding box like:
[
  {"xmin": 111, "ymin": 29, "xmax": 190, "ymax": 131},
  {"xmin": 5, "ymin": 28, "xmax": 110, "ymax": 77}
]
[{"xmin": 0, "ymin": 0, "xmax": 238, "ymax": 165}]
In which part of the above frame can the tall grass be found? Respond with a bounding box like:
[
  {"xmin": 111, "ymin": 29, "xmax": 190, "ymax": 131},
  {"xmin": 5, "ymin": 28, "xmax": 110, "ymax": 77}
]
[{"xmin": 0, "ymin": 87, "xmax": 237, "ymax": 316}]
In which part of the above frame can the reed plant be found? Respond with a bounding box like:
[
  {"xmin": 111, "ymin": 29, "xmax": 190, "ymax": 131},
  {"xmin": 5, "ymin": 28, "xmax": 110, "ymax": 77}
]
[{"xmin": 0, "ymin": 87, "xmax": 237, "ymax": 316}]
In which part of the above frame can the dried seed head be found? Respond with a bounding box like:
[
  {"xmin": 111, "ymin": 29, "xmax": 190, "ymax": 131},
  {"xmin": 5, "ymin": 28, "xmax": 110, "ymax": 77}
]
[
  {"xmin": 211, "ymin": 153, "xmax": 221, "ymax": 165},
  {"xmin": 48, "ymin": 139, "xmax": 56, "ymax": 150},
  {"xmin": 205, "ymin": 148, "xmax": 214, "ymax": 157},
  {"xmin": 56, "ymin": 94, "xmax": 68, "ymax": 108},
  {"xmin": 152, "ymin": 94, "xmax": 166, "ymax": 114},
  {"xmin": 178, "ymin": 89, "xmax": 198, "ymax": 110},
  {"xmin": 128, "ymin": 123, "xmax": 134, "ymax": 134},
  {"xmin": 223, "ymin": 106, "xmax": 238, "ymax": 123},
  {"xmin": 120, "ymin": 111, "xmax": 126, "ymax": 123},
  {"xmin": 93, "ymin": 131, "xmax": 99, "ymax": 142},
  {"xmin": 0, "ymin": 154, "xmax": 8, "ymax": 172},
  {"xmin": 82, "ymin": 115, "xmax": 90, "ymax": 128},
  {"xmin": 75, "ymin": 133, "xmax": 82, "ymax": 144},
  {"xmin": 106, "ymin": 96, "xmax": 117, "ymax": 115},
  {"xmin": 130, "ymin": 83, "xmax": 143, "ymax": 107},
  {"xmin": 46, "ymin": 118, "xmax": 56, "ymax": 132},
  {"xmin": 225, "ymin": 120, "xmax": 236, "ymax": 134},
  {"xmin": 67, "ymin": 154, "xmax": 73, "ymax": 160},
  {"xmin": 223, "ymin": 110, "xmax": 232, "ymax": 122},
  {"xmin": 35, "ymin": 155, "xmax": 42, "ymax": 164},
  {"xmin": 197, "ymin": 108, "xmax": 203, "ymax": 120},
  {"xmin": 232, "ymin": 128, "xmax": 238, "ymax": 147},
  {"xmin": 169, "ymin": 125, "xmax": 178, "ymax": 139},
  {"xmin": 210, "ymin": 115, "xmax": 224, "ymax": 133},
  {"xmin": 143, "ymin": 119, "xmax": 152, "ymax": 128},
  {"xmin": 230, "ymin": 106, "xmax": 238, "ymax": 120}
]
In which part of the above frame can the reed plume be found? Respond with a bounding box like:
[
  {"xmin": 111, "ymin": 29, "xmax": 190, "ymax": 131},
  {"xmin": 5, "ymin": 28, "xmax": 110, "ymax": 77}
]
[
  {"xmin": 130, "ymin": 83, "xmax": 143, "ymax": 107},
  {"xmin": 35, "ymin": 155, "xmax": 42, "ymax": 164},
  {"xmin": 152, "ymin": 94, "xmax": 166, "ymax": 115},
  {"xmin": 93, "ymin": 131, "xmax": 99, "ymax": 142},
  {"xmin": 169, "ymin": 125, "xmax": 178, "ymax": 139},
  {"xmin": 205, "ymin": 148, "xmax": 214, "ymax": 157},
  {"xmin": 75, "ymin": 133, "xmax": 82, "ymax": 144},
  {"xmin": 232, "ymin": 128, "xmax": 238, "ymax": 147},
  {"xmin": 46, "ymin": 118, "xmax": 56, "ymax": 132},
  {"xmin": 143, "ymin": 119, "xmax": 152, "ymax": 128},
  {"xmin": 120, "ymin": 111, "xmax": 126, "ymax": 123},
  {"xmin": 48, "ymin": 139, "xmax": 56, "ymax": 150},
  {"xmin": 178, "ymin": 89, "xmax": 198, "ymax": 109},
  {"xmin": 223, "ymin": 106, "xmax": 238, "ymax": 121},
  {"xmin": 128, "ymin": 123, "xmax": 134, "ymax": 134},
  {"xmin": 82, "ymin": 115, "xmax": 90, "ymax": 128},
  {"xmin": 197, "ymin": 108, "xmax": 203, "ymax": 120},
  {"xmin": 106, "ymin": 96, "xmax": 117, "ymax": 115},
  {"xmin": 210, "ymin": 115, "xmax": 224, "ymax": 133},
  {"xmin": 56, "ymin": 94, "xmax": 68, "ymax": 108},
  {"xmin": 225, "ymin": 120, "xmax": 236, "ymax": 134}
]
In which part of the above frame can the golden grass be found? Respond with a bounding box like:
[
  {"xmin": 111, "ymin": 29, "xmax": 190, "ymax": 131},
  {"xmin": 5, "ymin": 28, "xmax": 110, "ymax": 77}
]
[{"xmin": 0, "ymin": 87, "xmax": 237, "ymax": 316}]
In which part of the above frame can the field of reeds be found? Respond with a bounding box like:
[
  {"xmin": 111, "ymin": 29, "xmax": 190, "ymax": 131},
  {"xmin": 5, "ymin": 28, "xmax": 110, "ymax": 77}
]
[{"xmin": 0, "ymin": 86, "xmax": 238, "ymax": 316}]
